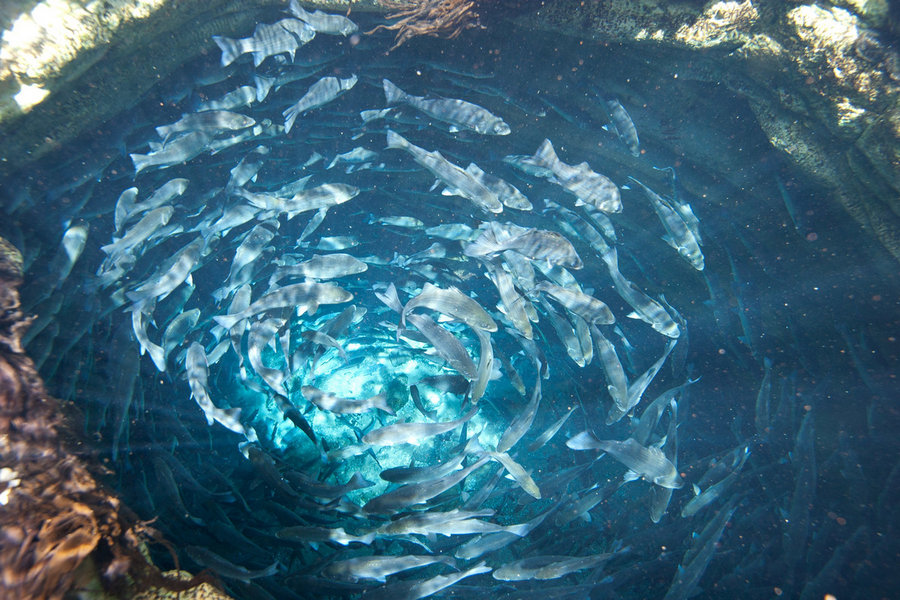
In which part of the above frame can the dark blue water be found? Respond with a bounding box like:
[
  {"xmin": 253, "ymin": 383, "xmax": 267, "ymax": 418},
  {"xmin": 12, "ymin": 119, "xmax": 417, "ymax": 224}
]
[{"xmin": 2, "ymin": 5, "xmax": 898, "ymax": 599}]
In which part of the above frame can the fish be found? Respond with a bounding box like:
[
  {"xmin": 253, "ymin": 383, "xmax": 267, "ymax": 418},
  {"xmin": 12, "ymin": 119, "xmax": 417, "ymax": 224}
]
[
  {"xmin": 283, "ymin": 75, "xmax": 358, "ymax": 133},
  {"xmin": 464, "ymin": 163, "xmax": 533, "ymax": 210},
  {"xmin": 383, "ymin": 79, "xmax": 510, "ymax": 135},
  {"xmin": 155, "ymin": 110, "xmax": 256, "ymax": 141},
  {"xmin": 497, "ymin": 374, "xmax": 542, "ymax": 453},
  {"xmin": 566, "ymin": 434, "xmax": 683, "ymax": 489},
  {"xmin": 363, "ymin": 454, "xmax": 490, "ymax": 513},
  {"xmin": 322, "ymin": 555, "xmax": 456, "ymax": 583},
  {"xmin": 302, "ymin": 386, "xmax": 394, "ymax": 415},
  {"xmin": 247, "ymin": 318, "xmax": 288, "ymax": 395},
  {"xmin": 288, "ymin": 0, "xmax": 358, "ymax": 36},
  {"xmin": 380, "ymin": 435, "xmax": 480, "ymax": 484},
  {"xmin": 212, "ymin": 281, "xmax": 353, "ymax": 330},
  {"xmin": 237, "ymin": 182, "xmax": 359, "ymax": 219},
  {"xmin": 213, "ymin": 18, "xmax": 315, "ymax": 67},
  {"xmin": 185, "ymin": 546, "xmax": 278, "ymax": 584},
  {"xmin": 276, "ymin": 525, "xmax": 375, "ymax": 546},
  {"xmin": 599, "ymin": 246, "xmax": 680, "ymax": 338},
  {"xmin": 607, "ymin": 338, "xmax": 677, "ymax": 424},
  {"xmin": 269, "ymin": 253, "xmax": 368, "ymax": 286},
  {"xmin": 528, "ymin": 405, "xmax": 577, "ymax": 452},
  {"xmin": 404, "ymin": 312, "xmax": 478, "ymax": 380},
  {"xmin": 362, "ymin": 405, "xmax": 478, "ymax": 446},
  {"xmin": 401, "ymin": 282, "xmax": 498, "ymax": 333},
  {"xmin": 386, "ymin": 130, "xmax": 503, "ymax": 214},
  {"xmin": 629, "ymin": 177, "xmax": 703, "ymax": 271},
  {"xmin": 464, "ymin": 221, "xmax": 582, "ymax": 269},
  {"xmin": 186, "ymin": 342, "xmax": 255, "ymax": 440},
  {"xmin": 482, "ymin": 258, "xmax": 533, "ymax": 340},
  {"xmin": 214, "ymin": 221, "xmax": 278, "ymax": 301},
  {"xmin": 328, "ymin": 147, "xmax": 378, "ymax": 169},
  {"xmin": 470, "ymin": 328, "xmax": 494, "ymax": 404},
  {"xmin": 486, "ymin": 451, "xmax": 541, "ymax": 499},
  {"xmin": 162, "ymin": 308, "xmax": 201, "ymax": 362},
  {"xmin": 493, "ymin": 551, "xmax": 621, "ymax": 581},
  {"xmin": 535, "ymin": 281, "xmax": 614, "ymax": 325},
  {"xmin": 522, "ymin": 139, "xmax": 621, "ymax": 213},
  {"xmin": 126, "ymin": 236, "xmax": 206, "ymax": 308},
  {"xmin": 605, "ymin": 98, "xmax": 641, "ymax": 157}
]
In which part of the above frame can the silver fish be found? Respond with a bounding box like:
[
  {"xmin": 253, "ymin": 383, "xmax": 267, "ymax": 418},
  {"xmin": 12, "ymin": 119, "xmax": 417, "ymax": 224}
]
[
  {"xmin": 629, "ymin": 176, "xmax": 703, "ymax": 270},
  {"xmin": 130, "ymin": 130, "xmax": 211, "ymax": 174},
  {"xmin": 493, "ymin": 551, "xmax": 620, "ymax": 581},
  {"xmin": 126, "ymin": 236, "xmax": 205, "ymax": 308},
  {"xmin": 283, "ymin": 75, "xmax": 358, "ymax": 133},
  {"xmin": 497, "ymin": 374, "xmax": 541, "ymax": 453},
  {"xmin": 568, "ymin": 434, "xmax": 683, "ymax": 489},
  {"xmin": 405, "ymin": 312, "xmax": 477, "ymax": 380},
  {"xmin": 386, "ymin": 130, "xmax": 503, "ymax": 214},
  {"xmin": 302, "ymin": 386, "xmax": 393, "ymax": 415},
  {"xmin": 363, "ymin": 405, "xmax": 478, "ymax": 446},
  {"xmin": 213, "ymin": 281, "xmax": 353, "ymax": 330},
  {"xmin": 606, "ymin": 98, "xmax": 641, "ymax": 157},
  {"xmin": 289, "ymin": 0, "xmax": 358, "ymax": 36},
  {"xmin": 269, "ymin": 253, "xmax": 368, "ymax": 285},
  {"xmin": 402, "ymin": 282, "xmax": 497, "ymax": 333},
  {"xmin": 465, "ymin": 221, "xmax": 582, "ymax": 269},
  {"xmin": 383, "ymin": 79, "xmax": 510, "ymax": 135},
  {"xmin": 464, "ymin": 163, "xmax": 532, "ymax": 210},
  {"xmin": 600, "ymin": 246, "xmax": 680, "ymax": 338},
  {"xmin": 155, "ymin": 110, "xmax": 255, "ymax": 141},
  {"xmin": 364, "ymin": 454, "xmax": 489, "ymax": 513},
  {"xmin": 535, "ymin": 281, "xmax": 614, "ymax": 325},
  {"xmin": 323, "ymin": 555, "xmax": 456, "ymax": 583},
  {"xmin": 526, "ymin": 138, "xmax": 621, "ymax": 213},
  {"xmin": 487, "ymin": 451, "xmax": 540, "ymax": 499}
]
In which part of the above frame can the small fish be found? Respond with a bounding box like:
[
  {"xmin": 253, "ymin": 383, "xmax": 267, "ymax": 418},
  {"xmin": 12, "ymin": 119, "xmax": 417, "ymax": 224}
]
[
  {"xmin": 323, "ymin": 555, "xmax": 456, "ymax": 583},
  {"xmin": 383, "ymin": 79, "xmax": 510, "ymax": 135},
  {"xmin": 567, "ymin": 434, "xmax": 683, "ymax": 489},
  {"xmin": 525, "ymin": 139, "xmax": 621, "ymax": 213},
  {"xmin": 363, "ymin": 405, "xmax": 478, "ymax": 446},
  {"xmin": 302, "ymin": 386, "xmax": 394, "ymax": 415},
  {"xmin": 605, "ymin": 98, "xmax": 641, "ymax": 157},
  {"xmin": 386, "ymin": 130, "xmax": 503, "ymax": 214},
  {"xmin": 213, "ymin": 281, "xmax": 353, "ymax": 330},
  {"xmin": 130, "ymin": 130, "xmax": 211, "ymax": 174},
  {"xmin": 283, "ymin": 75, "xmax": 358, "ymax": 133},
  {"xmin": 185, "ymin": 546, "xmax": 278, "ymax": 584},
  {"xmin": 269, "ymin": 253, "xmax": 368, "ymax": 285},
  {"xmin": 289, "ymin": 0, "xmax": 358, "ymax": 36},
  {"xmin": 155, "ymin": 110, "xmax": 255, "ymax": 141},
  {"xmin": 402, "ymin": 282, "xmax": 498, "ymax": 333}
]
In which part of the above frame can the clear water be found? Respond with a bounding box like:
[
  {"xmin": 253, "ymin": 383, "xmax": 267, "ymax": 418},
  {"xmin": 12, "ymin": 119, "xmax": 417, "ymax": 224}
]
[{"xmin": 2, "ymin": 5, "xmax": 898, "ymax": 599}]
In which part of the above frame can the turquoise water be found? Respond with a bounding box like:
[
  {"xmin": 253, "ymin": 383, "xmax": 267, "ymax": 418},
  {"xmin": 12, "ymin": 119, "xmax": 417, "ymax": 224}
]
[{"xmin": 2, "ymin": 5, "xmax": 899, "ymax": 599}]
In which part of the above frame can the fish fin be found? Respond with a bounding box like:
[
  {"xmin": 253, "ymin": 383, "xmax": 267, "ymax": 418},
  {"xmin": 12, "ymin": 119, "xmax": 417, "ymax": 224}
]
[
  {"xmin": 692, "ymin": 483, "xmax": 701, "ymax": 496},
  {"xmin": 385, "ymin": 129, "xmax": 406, "ymax": 150},
  {"xmin": 623, "ymin": 470, "xmax": 640, "ymax": 482},
  {"xmin": 254, "ymin": 74, "xmax": 274, "ymax": 102},
  {"xmin": 626, "ymin": 311, "xmax": 642, "ymax": 320},
  {"xmin": 212, "ymin": 35, "xmax": 241, "ymax": 67},
  {"xmin": 282, "ymin": 104, "xmax": 301, "ymax": 134},
  {"xmin": 382, "ymin": 79, "xmax": 407, "ymax": 105}
]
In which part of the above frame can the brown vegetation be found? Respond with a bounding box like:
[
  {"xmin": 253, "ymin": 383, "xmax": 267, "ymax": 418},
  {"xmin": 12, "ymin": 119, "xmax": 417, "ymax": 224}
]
[{"xmin": 369, "ymin": 0, "xmax": 483, "ymax": 50}]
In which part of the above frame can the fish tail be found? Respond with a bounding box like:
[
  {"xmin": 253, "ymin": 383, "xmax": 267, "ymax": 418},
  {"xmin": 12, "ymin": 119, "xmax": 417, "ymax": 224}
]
[
  {"xmin": 254, "ymin": 74, "xmax": 275, "ymax": 102},
  {"xmin": 129, "ymin": 153, "xmax": 152, "ymax": 175},
  {"xmin": 373, "ymin": 393, "xmax": 395, "ymax": 416},
  {"xmin": 212, "ymin": 35, "xmax": 242, "ymax": 67},
  {"xmin": 213, "ymin": 314, "xmax": 240, "ymax": 330},
  {"xmin": 288, "ymin": 0, "xmax": 309, "ymax": 21},
  {"xmin": 382, "ymin": 79, "xmax": 407, "ymax": 106},
  {"xmin": 283, "ymin": 104, "xmax": 300, "ymax": 134},
  {"xmin": 385, "ymin": 129, "xmax": 406, "ymax": 150},
  {"xmin": 531, "ymin": 138, "xmax": 558, "ymax": 168},
  {"xmin": 148, "ymin": 344, "xmax": 167, "ymax": 373}
]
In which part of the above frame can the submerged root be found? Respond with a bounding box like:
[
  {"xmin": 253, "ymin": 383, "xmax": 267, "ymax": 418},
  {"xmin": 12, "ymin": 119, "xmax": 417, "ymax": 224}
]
[{"xmin": 369, "ymin": 0, "xmax": 482, "ymax": 50}]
